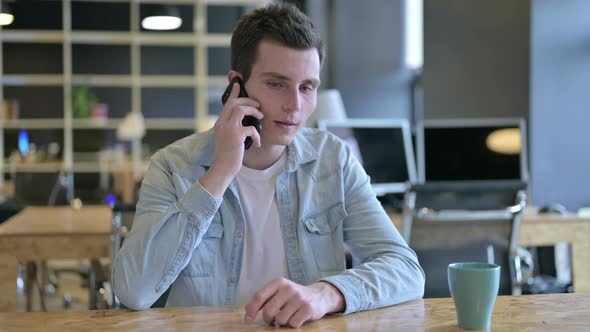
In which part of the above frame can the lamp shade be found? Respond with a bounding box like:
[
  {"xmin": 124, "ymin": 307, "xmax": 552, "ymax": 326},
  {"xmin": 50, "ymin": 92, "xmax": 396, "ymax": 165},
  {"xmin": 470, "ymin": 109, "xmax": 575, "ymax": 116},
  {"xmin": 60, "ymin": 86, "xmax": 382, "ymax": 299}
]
[
  {"xmin": 117, "ymin": 112, "xmax": 146, "ymax": 141},
  {"xmin": 306, "ymin": 89, "xmax": 347, "ymax": 127},
  {"xmin": 141, "ymin": 5, "xmax": 182, "ymax": 31},
  {"xmin": 486, "ymin": 128, "xmax": 521, "ymax": 155},
  {"xmin": 0, "ymin": 2, "xmax": 14, "ymax": 26}
]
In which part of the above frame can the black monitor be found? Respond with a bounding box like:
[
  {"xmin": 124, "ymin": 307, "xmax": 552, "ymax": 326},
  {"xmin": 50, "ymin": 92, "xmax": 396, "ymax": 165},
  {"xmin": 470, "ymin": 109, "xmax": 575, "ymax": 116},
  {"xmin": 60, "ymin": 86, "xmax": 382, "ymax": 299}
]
[
  {"xmin": 318, "ymin": 119, "xmax": 417, "ymax": 196},
  {"xmin": 417, "ymin": 118, "xmax": 528, "ymax": 182}
]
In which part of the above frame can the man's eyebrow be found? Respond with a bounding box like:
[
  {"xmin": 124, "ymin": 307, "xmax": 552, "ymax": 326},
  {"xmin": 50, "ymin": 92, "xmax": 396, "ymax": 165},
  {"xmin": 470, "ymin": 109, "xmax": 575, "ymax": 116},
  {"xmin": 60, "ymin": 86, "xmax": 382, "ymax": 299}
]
[{"xmin": 260, "ymin": 72, "xmax": 321, "ymax": 86}]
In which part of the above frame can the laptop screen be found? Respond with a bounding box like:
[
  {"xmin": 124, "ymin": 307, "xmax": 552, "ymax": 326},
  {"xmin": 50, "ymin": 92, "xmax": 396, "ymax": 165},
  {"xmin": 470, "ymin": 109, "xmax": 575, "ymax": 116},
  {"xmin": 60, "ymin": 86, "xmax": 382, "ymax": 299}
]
[
  {"xmin": 418, "ymin": 118, "xmax": 528, "ymax": 182},
  {"xmin": 319, "ymin": 119, "xmax": 416, "ymax": 196}
]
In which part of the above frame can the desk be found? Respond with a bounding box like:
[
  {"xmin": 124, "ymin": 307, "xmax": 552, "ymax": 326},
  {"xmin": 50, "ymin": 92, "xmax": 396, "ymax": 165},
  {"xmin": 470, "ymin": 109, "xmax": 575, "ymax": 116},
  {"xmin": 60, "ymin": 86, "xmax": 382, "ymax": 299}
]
[
  {"xmin": 0, "ymin": 293, "xmax": 587, "ymax": 331},
  {"xmin": 388, "ymin": 209, "xmax": 590, "ymax": 292},
  {"xmin": 0, "ymin": 206, "xmax": 112, "ymax": 312}
]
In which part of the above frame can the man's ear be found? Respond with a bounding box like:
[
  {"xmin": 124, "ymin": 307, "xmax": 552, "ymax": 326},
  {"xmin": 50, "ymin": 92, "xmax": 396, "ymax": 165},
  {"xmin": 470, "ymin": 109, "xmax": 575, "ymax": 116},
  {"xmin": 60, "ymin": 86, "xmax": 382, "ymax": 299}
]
[{"xmin": 227, "ymin": 70, "xmax": 242, "ymax": 83}]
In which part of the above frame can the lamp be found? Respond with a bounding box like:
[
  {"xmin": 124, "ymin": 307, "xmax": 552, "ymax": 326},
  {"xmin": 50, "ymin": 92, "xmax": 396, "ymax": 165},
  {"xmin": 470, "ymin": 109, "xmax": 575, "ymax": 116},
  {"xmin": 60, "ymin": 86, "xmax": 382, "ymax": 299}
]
[
  {"xmin": 141, "ymin": 5, "xmax": 182, "ymax": 31},
  {"xmin": 306, "ymin": 89, "xmax": 348, "ymax": 127},
  {"xmin": 0, "ymin": 1, "xmax": 14, "ymax": 26},
  {"xmin": 486, "ymin": 128, "xmax": 521, "ymax": 155},
  {"xmin": 117, "ymin": 112, "xmax": 145, "ymax": 141},
  {"xmin": 117, "ymin": 112, "xmax": 146, "ymax": 182}
]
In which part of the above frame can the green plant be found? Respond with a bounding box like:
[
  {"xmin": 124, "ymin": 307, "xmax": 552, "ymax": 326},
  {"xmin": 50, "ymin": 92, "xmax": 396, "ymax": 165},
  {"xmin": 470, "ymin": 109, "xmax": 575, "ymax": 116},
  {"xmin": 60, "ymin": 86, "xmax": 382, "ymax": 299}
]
[{"xmin": 72, "ymin": 85, "xmax": 98, "ymax": 118}]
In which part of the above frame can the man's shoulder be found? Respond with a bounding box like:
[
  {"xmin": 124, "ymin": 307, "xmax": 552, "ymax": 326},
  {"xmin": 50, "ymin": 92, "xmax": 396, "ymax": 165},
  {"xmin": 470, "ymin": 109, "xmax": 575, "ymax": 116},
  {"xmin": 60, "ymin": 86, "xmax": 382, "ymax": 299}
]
[
  {"xmin": 150, "ymin": 129, "xmax": 214, "ymax": 173},
  {"xmin": 294, "ymin": 127, "xmax": 350, "ymax": 168},
  {"xmin": 297, "ymin": 127, "xmax": 343, "ymax": 146},
  {"xmin": 297, "ymin": 127, "xmax": 348, "ymax": 153}
]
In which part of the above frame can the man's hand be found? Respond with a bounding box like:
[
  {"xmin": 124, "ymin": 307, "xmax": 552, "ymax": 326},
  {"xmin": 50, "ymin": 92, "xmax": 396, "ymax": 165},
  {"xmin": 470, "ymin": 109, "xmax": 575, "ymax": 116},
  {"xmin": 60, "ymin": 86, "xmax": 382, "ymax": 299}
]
[
  {"xmin": 243, "ymin": 278, "xmax": 345, "ymax": 328},
  {"xmin": 200, "ymin": 82, "xmax": 263, "ymax": 197}
]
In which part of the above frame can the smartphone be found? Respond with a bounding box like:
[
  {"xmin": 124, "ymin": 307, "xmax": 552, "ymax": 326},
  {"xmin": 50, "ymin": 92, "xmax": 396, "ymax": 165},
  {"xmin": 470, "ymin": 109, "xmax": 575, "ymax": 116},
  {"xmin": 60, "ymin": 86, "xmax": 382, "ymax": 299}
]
[{"xmin": 221, "ymin": 77, "xmax": 261, "ymax": 150}]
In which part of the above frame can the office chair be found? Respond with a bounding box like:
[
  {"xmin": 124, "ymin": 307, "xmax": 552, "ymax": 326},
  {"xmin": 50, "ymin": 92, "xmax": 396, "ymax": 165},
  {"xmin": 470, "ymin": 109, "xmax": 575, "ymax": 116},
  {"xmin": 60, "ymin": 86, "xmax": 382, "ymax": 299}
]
[
  {"xmin": 401, "ymin": 180, "xmax": 528, "ymax": 297},
  {"xmin": 108, "ymin": 203, "xmax": 170, "ymax": 309}
]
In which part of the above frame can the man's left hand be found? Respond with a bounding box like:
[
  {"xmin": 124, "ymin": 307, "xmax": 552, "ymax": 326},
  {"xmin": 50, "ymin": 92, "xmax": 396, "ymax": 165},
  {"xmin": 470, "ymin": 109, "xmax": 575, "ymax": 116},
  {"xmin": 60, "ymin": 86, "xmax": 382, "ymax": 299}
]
[{"xmin": 243, "ymin": 278, "xmax": 345, "ymax": 328}]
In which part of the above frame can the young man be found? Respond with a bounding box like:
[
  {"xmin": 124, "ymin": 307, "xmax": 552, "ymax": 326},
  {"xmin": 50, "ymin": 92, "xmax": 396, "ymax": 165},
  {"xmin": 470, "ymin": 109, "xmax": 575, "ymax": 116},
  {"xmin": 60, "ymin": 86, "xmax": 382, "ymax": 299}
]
[{"xmin": 112, "ymin": 4, "xmax": 424, "ymax": 328}]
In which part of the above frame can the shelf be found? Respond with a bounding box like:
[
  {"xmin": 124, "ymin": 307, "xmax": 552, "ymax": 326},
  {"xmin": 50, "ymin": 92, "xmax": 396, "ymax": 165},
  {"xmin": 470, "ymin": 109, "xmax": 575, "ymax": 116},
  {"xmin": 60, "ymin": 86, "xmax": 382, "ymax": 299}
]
[
  {"xmin": 1, "ymin": 119, "xmax": 64, "ymax": 129},
  {"xmin": 72, "ymin": 119, "xmax": 121, "ymax": 129},
  {"xmin": 1, "ymin": 75, "xmax": 63, "ymax": 86},
  {"xmin": 0, "ymin": 31, "xmax": 63, "ymax": 44},
  {"xmin": 2, "ymin": 161, "xmax": 63, "ymax": 173},
  {"xmin": 138, "ymin": 33, "xmax": 195, "ymax": 46},
  {"xmin": 2, "ymin": 74, "xmax": 228, "ymax": 87},
  {"xmin": 145, "ymin": 118, "xmax": 196, "ymax": 130},
  {"xmin": 2, "ymin": 160, "xmax": 150, "ymax": 174},
  {"xmin": 140, "ymin": 76, "xmax": 195, "ymax": 87},
  {"xmin": 201, "ymin": 34, "xmax": 232, "ymax": 47},
  {"xmin": 72, "ymin": 75, "xmax": 132, "ymax": 87},
  {"xmin": 73, "ymin": 160, "xmax": 150, "ymax": 173},
  {"xmin": 0, "ymin": 0, "xmax": 268, "ymax": 185},
  {"xmin": 1, "ymin": 30, "xmax": 232, "ymax": 47}
]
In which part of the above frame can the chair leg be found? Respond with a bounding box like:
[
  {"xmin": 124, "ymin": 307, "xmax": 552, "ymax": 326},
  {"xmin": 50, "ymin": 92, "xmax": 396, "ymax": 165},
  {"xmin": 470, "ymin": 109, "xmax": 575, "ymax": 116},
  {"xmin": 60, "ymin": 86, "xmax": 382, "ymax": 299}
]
[
  {"xmin": 25, "ymin": 262, "xmax": 36, "ymax": 312},
  {"xmin": 35, "ymin": 263, "xmax": 48, "ymax": 312}
]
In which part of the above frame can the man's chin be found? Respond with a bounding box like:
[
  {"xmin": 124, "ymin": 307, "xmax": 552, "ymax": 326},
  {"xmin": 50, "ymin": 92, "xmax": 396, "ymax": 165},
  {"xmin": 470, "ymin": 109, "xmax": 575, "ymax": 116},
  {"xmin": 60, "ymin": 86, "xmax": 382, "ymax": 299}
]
[{"xmin": 263, "ymin": 135, "xmax": 295, "ymax": 147}]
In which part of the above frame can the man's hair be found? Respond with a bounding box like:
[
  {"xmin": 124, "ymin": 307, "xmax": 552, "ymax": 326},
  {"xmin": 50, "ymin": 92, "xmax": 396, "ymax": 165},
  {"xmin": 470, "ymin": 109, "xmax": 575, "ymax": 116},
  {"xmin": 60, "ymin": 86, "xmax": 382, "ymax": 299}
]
[{"xmin": 230, "ymin": 3, "xmax": 324, "ymax": 82}]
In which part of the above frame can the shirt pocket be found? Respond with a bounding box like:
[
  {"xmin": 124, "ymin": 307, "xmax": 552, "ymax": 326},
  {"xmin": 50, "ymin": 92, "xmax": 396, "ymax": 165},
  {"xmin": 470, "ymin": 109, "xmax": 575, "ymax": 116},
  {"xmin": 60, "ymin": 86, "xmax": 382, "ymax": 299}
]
[
  {"xmin": 301, "ymin": 203, "xmax": 347, "ymax": 272},
  {"xmin": 181, "ymin": 219, "xmax": 224, "ymax": 278}
]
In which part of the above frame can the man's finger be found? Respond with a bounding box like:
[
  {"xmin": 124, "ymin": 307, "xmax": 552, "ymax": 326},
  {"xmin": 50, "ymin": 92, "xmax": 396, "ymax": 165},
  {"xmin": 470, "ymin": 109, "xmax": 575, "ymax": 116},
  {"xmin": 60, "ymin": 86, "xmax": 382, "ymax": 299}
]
[
  {"xmin": 244, "ymin": 279, "xmax": 282, "ymax": 322},
  {"xmin": 273, "ymin": 298, "xmax": 301, "ymax": 326},
  {"xmin": 288, "ymin": 305, "xmax": 312, "ymax": 328},
  {"xmin": 218, "ymin": 83, "xmax": 242, "ymax": 122},
  {"xmin": 228, "ymin": 105, "xmax": 264, "ymax": 126},
  {"xmin": 241, "ymin": 126, "xmax": 261, "ymax": 149},
  {"xmin": 228, "ymin": 82, "xmax": 240, "ymax": 100},
  {"xmin": 261, "ymin": 287, "xmax": 294, "ymax": 325}
]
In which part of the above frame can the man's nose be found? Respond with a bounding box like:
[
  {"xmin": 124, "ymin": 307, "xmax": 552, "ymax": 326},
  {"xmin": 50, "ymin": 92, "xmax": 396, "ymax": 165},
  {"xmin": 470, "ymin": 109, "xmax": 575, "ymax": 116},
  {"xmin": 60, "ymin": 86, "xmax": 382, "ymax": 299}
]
[{"xmin": 283, "ymin": 89, "xmax": 301, "ymax": 112}]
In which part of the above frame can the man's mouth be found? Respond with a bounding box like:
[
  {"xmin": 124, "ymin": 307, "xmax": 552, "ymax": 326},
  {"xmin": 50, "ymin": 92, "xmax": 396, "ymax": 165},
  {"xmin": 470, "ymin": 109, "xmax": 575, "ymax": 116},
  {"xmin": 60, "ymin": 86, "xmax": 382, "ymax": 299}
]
[{"xmin": 275, "ymin": 120, "xmax": 298, "ymax": 126}]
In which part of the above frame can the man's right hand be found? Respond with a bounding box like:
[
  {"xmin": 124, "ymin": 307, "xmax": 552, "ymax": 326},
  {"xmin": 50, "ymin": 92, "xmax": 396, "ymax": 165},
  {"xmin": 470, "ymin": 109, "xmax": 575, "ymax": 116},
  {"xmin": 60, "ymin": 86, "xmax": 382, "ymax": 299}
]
[{"xmin": 199, "ymin": 82, "xmax": 263, "ymax": 198}]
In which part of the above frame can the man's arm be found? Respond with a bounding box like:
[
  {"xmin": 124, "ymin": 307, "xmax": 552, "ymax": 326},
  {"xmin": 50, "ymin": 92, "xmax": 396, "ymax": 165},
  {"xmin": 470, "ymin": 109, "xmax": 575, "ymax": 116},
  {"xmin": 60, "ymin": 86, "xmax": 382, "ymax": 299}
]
[
  {"xmin": 112, "ymin": 83, "xmax": 263, "ymax": 310},
  {"xmin": 111, "ymin": 152, "xmax": 223, "ymax": 310},
  {"xmin": 319, "ymin": 145, "xmax": 425, "ymax": 314}
]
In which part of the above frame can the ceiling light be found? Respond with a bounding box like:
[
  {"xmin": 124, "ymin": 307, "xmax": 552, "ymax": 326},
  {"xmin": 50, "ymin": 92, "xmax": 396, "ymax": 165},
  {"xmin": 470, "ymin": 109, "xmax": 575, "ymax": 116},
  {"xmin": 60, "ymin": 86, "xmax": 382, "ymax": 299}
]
[
  {"xmin": 0, "ymin": 2, "xmax": 14, "ymax": 26},
  {"xmin": 142, "ymin": 5, "xmax": 182, "ymax": 31}
]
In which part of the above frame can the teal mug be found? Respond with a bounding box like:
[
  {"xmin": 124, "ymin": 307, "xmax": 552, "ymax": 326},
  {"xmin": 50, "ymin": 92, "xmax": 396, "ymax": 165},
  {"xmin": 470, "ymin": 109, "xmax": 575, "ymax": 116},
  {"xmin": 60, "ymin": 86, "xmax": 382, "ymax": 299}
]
[{"xmin": 448, "ymin": 262, "xmax": 500, "ymax": 330}]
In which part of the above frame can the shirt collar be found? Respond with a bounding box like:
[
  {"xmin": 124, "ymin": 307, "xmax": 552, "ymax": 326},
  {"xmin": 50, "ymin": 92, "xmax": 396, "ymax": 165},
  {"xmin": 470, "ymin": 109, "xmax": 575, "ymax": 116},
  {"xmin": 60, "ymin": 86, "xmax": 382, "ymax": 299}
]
[{"xmin": 195, "ymin": 128, "xmax": 320, "ymax": 172}]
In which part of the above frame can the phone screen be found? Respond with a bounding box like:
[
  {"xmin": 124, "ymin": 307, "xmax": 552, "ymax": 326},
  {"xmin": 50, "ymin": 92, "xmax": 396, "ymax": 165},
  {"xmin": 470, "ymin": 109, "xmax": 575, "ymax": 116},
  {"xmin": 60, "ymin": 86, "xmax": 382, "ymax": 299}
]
[{"xmin": 221, "ymin": 77, "xmax": 261, "ymax": 150}]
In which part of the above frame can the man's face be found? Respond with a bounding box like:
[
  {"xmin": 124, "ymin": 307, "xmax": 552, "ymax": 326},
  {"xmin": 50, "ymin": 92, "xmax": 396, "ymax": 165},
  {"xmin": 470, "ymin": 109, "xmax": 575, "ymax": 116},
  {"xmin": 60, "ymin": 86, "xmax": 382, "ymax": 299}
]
[{"xmin": 242, "ymin": 40, "xmax": 321, "ymax": 146}]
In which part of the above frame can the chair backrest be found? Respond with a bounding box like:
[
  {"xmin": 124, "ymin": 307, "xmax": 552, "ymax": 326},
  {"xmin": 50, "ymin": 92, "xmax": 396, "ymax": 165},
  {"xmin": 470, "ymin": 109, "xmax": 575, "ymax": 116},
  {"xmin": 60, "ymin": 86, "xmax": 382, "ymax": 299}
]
[
  {"xmin": 13, "ymin": 171, "xmax": 69, "ymax": 206},
  {"xmin": 402, "ymin": 180, "xmax": 527, "ymax": 297}
]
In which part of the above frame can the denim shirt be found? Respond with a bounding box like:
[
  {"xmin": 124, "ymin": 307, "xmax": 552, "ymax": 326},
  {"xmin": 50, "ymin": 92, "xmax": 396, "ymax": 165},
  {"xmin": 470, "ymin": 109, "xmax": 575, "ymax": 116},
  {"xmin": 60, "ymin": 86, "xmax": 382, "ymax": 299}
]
[{"xmin": 112, "ymin": 128, "xmax": 424, "ymax": 313}]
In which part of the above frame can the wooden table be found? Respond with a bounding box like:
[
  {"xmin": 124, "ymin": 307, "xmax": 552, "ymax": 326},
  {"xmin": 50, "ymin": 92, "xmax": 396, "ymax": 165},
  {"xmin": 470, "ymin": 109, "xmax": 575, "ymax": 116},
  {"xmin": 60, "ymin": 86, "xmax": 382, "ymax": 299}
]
[
  {"xmin": 0, "ymin": 293, "xmax": 587, "ymax": 331},
  {"xmin": 388, "ymin": 209, "xmax": 590, "ymax": 292},
  {"xmin": 0, "ymin": 206, "xmax": 112, "ymax": 312}
]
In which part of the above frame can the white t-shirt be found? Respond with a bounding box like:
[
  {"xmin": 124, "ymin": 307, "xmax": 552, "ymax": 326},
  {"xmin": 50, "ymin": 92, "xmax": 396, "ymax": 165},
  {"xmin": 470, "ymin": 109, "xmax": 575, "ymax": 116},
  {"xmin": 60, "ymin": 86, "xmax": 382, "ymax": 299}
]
[{"xmin": 235, "ymin": 152, "xmax": 289, "ymax": 305}]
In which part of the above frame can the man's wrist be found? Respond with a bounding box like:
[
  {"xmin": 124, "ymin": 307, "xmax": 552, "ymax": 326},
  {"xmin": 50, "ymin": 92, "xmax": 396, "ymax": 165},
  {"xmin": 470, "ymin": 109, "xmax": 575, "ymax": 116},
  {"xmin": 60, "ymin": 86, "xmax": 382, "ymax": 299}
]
[
  {"xmin": 314, "ymin": 281, "xmax": 345, "ymax": 314},
  {"xmin": 200, "ymin": 164, "xmax": 235, "ymax": 198}
]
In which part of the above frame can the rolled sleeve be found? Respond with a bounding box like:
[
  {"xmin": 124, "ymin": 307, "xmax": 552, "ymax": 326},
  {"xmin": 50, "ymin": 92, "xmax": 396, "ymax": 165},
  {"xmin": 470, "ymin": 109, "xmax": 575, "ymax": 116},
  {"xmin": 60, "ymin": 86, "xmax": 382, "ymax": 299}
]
[
  {"xmin": 319, "ymin": 274, "xmax": 368, "ymax": 315},
  {"xmin": 178, "ymin": 180, "xmax": 223, "ymax": 229}
]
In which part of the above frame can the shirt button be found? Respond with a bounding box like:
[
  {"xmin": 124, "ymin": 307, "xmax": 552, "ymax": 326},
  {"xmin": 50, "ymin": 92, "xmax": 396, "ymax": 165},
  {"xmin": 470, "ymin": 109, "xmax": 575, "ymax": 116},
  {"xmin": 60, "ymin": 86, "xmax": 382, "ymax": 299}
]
[
  {"xmin": 236, "ymin": 231, "xmax": 243, "ymax": 239},
  {"xmin": 230, "ymin": 278, "xmax": 236, "ymax": 284}
]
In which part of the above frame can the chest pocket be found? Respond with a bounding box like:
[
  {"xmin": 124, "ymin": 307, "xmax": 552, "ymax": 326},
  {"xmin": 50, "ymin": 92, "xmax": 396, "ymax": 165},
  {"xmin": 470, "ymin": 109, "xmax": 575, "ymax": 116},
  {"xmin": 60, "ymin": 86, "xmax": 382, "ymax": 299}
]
[
  {"xmin": 181, "ymin": 216, "xmax": 224, "ymax": 278},
  {"xmin": 302, "ymin": 203, "xmax": 347, "ymax": 272}
]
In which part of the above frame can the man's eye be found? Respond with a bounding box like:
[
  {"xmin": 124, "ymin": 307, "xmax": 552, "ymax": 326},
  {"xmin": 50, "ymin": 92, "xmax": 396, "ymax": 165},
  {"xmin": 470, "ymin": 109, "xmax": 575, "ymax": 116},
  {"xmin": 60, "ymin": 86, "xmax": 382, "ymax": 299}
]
[
  {"xmin": 267, "ymin": 82, "xmax": 282, "ymax": 88},
  {"xmin": 300, "ymin": 85, "xmax": 313, "ymax": 92}
]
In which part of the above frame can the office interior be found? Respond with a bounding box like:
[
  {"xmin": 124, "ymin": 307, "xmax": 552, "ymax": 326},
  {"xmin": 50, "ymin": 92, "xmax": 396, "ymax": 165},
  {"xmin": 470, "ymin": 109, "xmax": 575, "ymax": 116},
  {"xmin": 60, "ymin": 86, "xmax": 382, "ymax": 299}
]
[{"xmin": 0, "ymin": 0, "xmax": 588, "ymax": 313}]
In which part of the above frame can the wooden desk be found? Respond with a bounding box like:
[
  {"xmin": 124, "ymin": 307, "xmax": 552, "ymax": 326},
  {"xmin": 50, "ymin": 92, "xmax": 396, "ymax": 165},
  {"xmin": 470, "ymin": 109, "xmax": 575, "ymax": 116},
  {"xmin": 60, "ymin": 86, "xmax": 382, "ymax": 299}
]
[
  {"xmin": 388, "ymin": 209, "xmax": 590, "ymax": 292},
  {"xmin": 0, "ymin": 293, "xmax": 587, "ymax": 331},
  {"xmin": 0, "ymin": 206, "xmax": 112, "ymax": 312}
]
